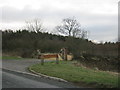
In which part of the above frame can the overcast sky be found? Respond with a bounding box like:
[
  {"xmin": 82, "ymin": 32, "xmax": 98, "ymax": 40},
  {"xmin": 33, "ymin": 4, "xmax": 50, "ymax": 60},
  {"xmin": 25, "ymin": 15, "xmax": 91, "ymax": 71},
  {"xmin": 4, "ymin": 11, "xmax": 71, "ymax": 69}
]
[{"xmin": 0, "ymin": 0, "xmax": 119, "ymax": 43}]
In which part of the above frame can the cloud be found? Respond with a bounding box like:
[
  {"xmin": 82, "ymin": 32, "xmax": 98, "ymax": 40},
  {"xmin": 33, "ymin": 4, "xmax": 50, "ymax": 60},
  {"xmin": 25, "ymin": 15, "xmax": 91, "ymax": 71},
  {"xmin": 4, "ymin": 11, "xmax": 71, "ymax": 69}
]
[
  {"xmin": 0, "ymin": 0, "xmax": 118, "ymax": 42},
  {"xmin": 1, "ymin": 5, "xmax": 117, "ymax": 24},
  {"xmin": 88, "ymin": 25, "xmax": 118, "ymax": 42}
]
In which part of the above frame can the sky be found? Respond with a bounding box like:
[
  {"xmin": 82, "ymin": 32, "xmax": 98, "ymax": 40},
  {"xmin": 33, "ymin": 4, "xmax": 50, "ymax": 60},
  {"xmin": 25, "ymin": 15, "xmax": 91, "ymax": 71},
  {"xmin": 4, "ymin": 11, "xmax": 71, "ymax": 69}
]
[{"xmin": 0, "ymin": 0, "xmax": 119, "ymax": 43}]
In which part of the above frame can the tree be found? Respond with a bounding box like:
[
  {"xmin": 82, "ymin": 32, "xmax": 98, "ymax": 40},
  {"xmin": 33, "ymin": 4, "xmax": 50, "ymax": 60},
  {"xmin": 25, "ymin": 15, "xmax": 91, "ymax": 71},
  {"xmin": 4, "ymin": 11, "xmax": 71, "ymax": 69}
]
[
  {"xmin": 26, "ymin": 19, "xmax": 44, "ymax": 33},
  {"xmin": 55, "ymin": 17, "xmax": 87, "ymax": 38}
]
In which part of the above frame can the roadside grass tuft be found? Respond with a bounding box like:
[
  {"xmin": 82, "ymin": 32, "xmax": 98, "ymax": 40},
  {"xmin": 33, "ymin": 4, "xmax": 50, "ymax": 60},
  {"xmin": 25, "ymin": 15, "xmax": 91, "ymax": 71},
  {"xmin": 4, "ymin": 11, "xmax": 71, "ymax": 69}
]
[{"xmin": 29, "ymin": 61, "xmax": 119, "ymax": 88}]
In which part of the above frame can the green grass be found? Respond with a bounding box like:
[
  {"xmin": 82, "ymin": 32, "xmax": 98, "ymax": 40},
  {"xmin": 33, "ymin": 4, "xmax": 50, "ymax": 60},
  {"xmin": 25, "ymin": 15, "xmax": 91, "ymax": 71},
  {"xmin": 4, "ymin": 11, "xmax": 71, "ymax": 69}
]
[
  {"xmin": 2, "ymin": 55, "xmax": 39, "ymax": 60},
  {"xmin": 2, "ymin": 56, "xmax": 23, "ymax": 60},
  {"xmin": 29, "ymin": 61, "xmax": 119, "ymax": 88}
]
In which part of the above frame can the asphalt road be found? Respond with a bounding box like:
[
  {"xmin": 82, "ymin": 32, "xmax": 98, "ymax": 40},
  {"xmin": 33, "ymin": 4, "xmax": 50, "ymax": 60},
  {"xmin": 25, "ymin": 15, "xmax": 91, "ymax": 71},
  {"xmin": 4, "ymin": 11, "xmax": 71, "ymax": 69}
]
[
  {"xmin": 2, "ymin": 59, "xmax": 44, "ymax": 72},
  {"xmin": 2, "ymin": 70, "xmax": 79, "ymax": 88},
  {"xmin": 2, "ymin": 59, "xmax": 80, "ymax": 88}
]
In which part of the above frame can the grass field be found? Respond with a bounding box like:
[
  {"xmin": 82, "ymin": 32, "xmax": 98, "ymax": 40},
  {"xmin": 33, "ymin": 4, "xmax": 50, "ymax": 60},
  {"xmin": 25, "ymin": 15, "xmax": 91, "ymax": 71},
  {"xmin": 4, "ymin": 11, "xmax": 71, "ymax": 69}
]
[
  {"xmin": 2, "ymin": 55, "xmax": 23, "ymax": 60},
  {"xmin": 29, "ymin": 61, "xmax": 119, "ymax": 88}
]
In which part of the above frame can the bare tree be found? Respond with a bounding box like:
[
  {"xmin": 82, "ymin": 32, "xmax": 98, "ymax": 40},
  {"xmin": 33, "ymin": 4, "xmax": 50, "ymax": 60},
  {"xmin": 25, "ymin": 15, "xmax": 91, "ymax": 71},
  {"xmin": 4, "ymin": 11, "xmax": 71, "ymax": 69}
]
[
  {"xmin": 55, "ymin": 17, "xmax": 87, "ymax": 38},
  {"xmin": 26, "ymin": 19, "xmax": 44, "ymax": 33},
  {"xmin": 81, "ymin": 30, "xmax": 88, "ymax": 39}
]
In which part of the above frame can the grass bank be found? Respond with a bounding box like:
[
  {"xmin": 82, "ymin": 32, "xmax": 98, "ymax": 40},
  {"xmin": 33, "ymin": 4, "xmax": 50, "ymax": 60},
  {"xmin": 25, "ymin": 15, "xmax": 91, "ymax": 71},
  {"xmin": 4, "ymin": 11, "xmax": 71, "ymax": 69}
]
[
  {"xmin": 29, "ymin": 61, "xmax": 119, "ymax": 88},
  {"xmin": 2, "ymin": 55, "xmax": 23, "ymax": 60}
]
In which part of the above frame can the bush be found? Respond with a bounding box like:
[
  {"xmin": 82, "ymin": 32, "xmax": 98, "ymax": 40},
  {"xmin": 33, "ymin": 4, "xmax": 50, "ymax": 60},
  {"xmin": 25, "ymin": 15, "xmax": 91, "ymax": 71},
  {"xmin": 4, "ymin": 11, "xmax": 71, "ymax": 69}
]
[
  {"xmin": 77, "ymin": 55, "xmax": 119, "ymax": 72},
  {"xmin": 21, "ymin": 49, "xmax": 33, "ymax": 58}
]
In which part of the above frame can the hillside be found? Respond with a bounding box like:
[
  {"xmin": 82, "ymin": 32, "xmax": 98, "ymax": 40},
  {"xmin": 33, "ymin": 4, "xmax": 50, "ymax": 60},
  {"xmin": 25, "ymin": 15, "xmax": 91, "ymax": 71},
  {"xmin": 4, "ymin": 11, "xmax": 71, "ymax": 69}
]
[{"xmin": 2, "ymin": 30, "xmax": 119, "ymax": 72}]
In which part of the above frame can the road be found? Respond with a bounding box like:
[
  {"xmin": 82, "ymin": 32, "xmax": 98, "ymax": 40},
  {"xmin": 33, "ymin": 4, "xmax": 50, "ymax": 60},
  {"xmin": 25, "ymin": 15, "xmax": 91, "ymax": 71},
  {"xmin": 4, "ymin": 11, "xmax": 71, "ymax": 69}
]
[
  {"xmin": 2, "ymin": 59, "xmax": 80, "ymax": 88},
  {"xmin": 2, "ymin": 59, "xmax": 44, "ymax": 72},
  {"xmin": 2, "ymin": 69, "xmax": 78, "ymax": 88}
]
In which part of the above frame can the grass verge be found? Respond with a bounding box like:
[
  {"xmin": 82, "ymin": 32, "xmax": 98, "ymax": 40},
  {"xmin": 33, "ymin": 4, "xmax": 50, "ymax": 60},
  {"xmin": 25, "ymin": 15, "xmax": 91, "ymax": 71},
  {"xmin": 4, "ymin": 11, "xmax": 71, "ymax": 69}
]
[
  {"xmin": 29, "ymin": 61, "xmax": 119, "ymax": 88},
  {"xmin": 2, "ymin": 56, "xmax": 23, "ymax": 60}
]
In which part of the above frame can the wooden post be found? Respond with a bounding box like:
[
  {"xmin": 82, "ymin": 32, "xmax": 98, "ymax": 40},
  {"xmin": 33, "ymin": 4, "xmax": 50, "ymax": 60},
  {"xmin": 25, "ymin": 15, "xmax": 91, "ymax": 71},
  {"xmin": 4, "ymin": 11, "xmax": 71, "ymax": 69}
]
[
  {"xmin": 64, "ymin": 48, "xmax": 67, "ymax": 61},
  {"xmin": 56, "ymin": 54, "xmax": 59, "ymax": 64},
  {"xmin": 41, "ymin": 55, "xmax": 44, "ymax": 65}
]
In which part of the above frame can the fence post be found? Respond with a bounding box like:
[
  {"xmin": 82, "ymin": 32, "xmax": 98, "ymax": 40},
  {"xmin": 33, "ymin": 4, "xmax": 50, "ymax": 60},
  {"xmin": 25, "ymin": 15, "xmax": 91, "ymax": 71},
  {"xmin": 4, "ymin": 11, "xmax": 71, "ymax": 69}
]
[
  {"xmin": 41, "ymin": 55, "xmax": 44, "ymax": 65},
  {"xmin": 64, "ymin": 48, "xmax": 68, "ymax": 61},
  {"xmin": 56, "ymin": 54, "xmax": 59, "ymax": 64}
]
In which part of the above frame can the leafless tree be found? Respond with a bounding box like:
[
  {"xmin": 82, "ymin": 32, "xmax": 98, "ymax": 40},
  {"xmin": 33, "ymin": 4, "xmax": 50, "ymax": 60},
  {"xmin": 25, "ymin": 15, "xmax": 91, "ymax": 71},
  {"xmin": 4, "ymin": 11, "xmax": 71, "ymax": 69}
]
[
  {"xmin": 26, "ymin": 19, "xmax": 44, "ymax": 33},
  {"xmin": 55, "ymin": 17, "xmax": 87, "ymax": 38}
]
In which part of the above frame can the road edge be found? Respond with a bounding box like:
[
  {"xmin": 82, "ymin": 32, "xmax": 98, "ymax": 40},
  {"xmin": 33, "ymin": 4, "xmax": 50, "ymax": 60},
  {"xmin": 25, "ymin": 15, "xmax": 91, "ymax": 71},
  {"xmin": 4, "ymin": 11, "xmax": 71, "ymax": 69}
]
[
  {"xmin": 2, "ymin": 68, "xmax": 68, "ymax": 83},
  {"xmin": 2, "ymin": 68, "xmax": 42, "ymax": 78},
  {"xmin": 28, "ymin": 67, "xmax": 68, "ymax": 83}
]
